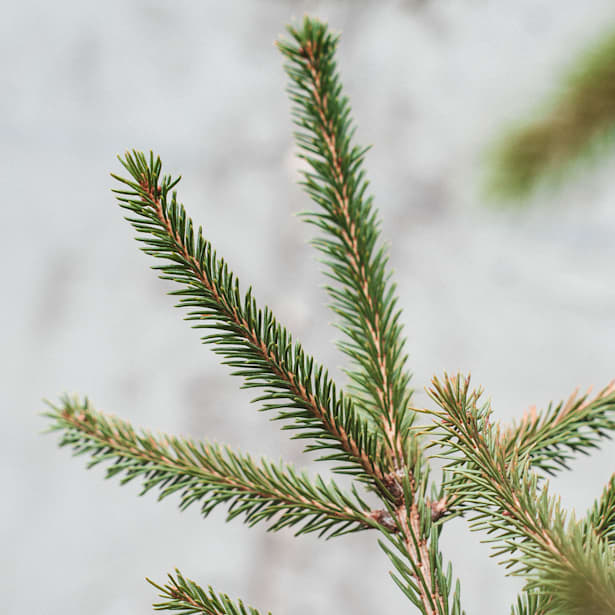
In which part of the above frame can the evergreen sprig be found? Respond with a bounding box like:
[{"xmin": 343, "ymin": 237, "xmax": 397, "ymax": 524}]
[
  {"xmin": 418, "ymin": 381, "xmax": 615, "ymax": 519},
  {"xmin": 149, "ymin": 570, "xmax": 269, "ymax": 615},
  {"xmin": 45, "ymin": 395, "xmax": 373, "ymax": 538},
  {"xmin": 278, "ymin": 21, "xmax": 461, "ymax": 614},
  {"xmin": 584, "ymin": 474, "xmax": 615, "ymax": 549},
  {"xmin": 111, "ymin": 150, "xmax": 388, "ymax": 486},
  {"xmin": 502, "ymin": 382, "xmax": 615, "ymax": 475},
  {"xmin": 422, "ymin": 379, "xmax": 615, "ymax": 614},
  {"xmin": 512, "ymin": 476, "xmax": 615, "ymax": 615},
  {"xmin": 278, "ymin": 20, "xmax": 414, "ymax": 468},
  {"xmin": 427, "ymin": 374, "xmax": 615, "ymax": 615}
]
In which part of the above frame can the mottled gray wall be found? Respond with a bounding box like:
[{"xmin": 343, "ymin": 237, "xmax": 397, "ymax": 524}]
[{"xmin": 4, "ymin": 1, "xmax": 615, "ymax": 613}]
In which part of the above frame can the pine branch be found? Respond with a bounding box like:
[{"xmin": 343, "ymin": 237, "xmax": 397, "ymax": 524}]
[
  {"xmin": 419, "ymin": 381, "xmax": 615, "ymax": 520},
  {"xmin": 427, "ymin": 374, "xmax": 615, "ymax": 615},
  {"xmin": 277, "ymin": 25, "xmax": 462, "ymax": 613},
  {"xmin": 423, "ymin": 381, "xmax": 615, "ymax": 615},
  {"xmin": 502, "ymin": 382, "xmax": 615, "ymax": 475},
  {"xmin": 149, "ymin": 570, "xmax": 269, "ymax": 615},
  {"xmin": 45, "ymin": 396, "xmax": 374, "ymax": 538},
  {"xmin": 510, "ymin": 477, "xmax": 615, "ymax": 615},
  {"xmin": 584, "ymin": 473, "xmax": 615, "ymax": 549},
  {"xmin": 278, "ymin": 18, "xmax": 414, "ymax": 468},
  {"xmin": 111, "ymin": 150, "xmax": 390, "ymax": 486}
]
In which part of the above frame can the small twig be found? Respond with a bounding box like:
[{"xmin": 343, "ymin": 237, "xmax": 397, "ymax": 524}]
[
  {"xmin": 428, "ymin": 496, "xmax": 449, "ymax": 523},
  {"xmin": 367, "ymin": 509, "xmax": 398, "ymax": 533}
]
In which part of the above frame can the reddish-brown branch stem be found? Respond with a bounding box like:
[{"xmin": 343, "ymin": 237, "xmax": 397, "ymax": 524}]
[
  {"xmin": 60, "ymin": 408, "xmax": 371, "ymax": 527},
  {"xmin": 396, "ymin": 504, "xmax": 444, "ymax": 615},
  {"xmin": 168, "ymin": 588, "xmax": 206, "ymax": 612}
]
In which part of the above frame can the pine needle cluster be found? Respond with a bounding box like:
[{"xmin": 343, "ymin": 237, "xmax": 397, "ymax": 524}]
[{"xmin": 45, "ymin": 17, "xmax": 615, "ymax": 615}]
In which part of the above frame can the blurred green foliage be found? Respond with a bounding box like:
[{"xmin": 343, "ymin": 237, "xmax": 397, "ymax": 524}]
[{"xmin": 488, "ymin": 27, "xmax": 615, "ymax": 200}]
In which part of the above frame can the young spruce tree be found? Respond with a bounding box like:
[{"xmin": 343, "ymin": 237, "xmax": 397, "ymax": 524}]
[{"xmin": 46, "ymin": 17, "xmax": 615, "ymax": 615}]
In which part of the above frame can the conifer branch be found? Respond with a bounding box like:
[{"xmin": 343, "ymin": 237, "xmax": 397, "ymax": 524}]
[
  {"xmin": 511, "ymin": 477, "xmax": 615, "ymax": 615},
  {"xmin": 149, "ymin": 570, "xmax": 269, "ymax": 615},
  {"xmin": 278, "ymin": 23, "xmax": 460, "ymax": 612},
  {"xmin": 111, "ymin": 151, "xmax": 389, "ymax": 486},
  {"xmin": 419, "ymin": 381, "xmax": 615, "ymax": 519},
  {"xmin": 584, "ymin": 473, "xmax": 615, "ymax": 549},
  {"xmin": 502, "ymin": 382, "xmax": 615, "ymax": 475},
  {"xmin": 427, "ymin": 374, "xmax": 615, "ymax": 615},
  {"xmin": 423, "ymin": 381, "xmax": 615, "ymax": 614},
  {"xmin": 278, "ymin": 19, "xmax": 414, "ymax": 469},
  {"xmin": 509, "ymin": 475, "xmax": 615, "ymax": 615},
  {"xmin": 45, "ymin": 396, "xmax": 373, "ymax": 537},
  {"xmin": 277, "ymin": 22, "xmax": 466, "ymax": 615}
]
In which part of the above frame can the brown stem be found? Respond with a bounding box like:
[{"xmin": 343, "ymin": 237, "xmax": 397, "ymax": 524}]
[
  {"xmin": 397, "ymin": 503, "xmax": 445, "ymax": 615},
  {"xmin": 429, "ymin": 496, "xmax": 450, "ymax": 522},
  {"xmin": 168, "ymin": 588, "xmax": 207, "ymax": 612}
]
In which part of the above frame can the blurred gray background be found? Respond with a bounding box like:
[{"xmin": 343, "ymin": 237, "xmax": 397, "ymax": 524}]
[{"xmin": 3, "ymin": 1, "xmax": 615, "ymax": 613}]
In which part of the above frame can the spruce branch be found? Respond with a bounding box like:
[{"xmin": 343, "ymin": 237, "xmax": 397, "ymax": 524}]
[
  {"xmin": 110, "ymin": 144, "xmax": 459, "ymax": 614},
  {"xmin": 502, "ymin": 382, "xmax": 615, "ymax": 475},
  {"xmin": 45, "ymin": 396, "xmax": 373, "ymax": 537},
  {"xmin": 427, "ymin": 374, "xmax": 615, "ymax": 615},
  {"xmin": 510, "ymin": 474, "xmax": 615, "ymax": 615},
  {"xmin": 111, "ymin": 151, "xmax": 389, "ymax": 486},
  {"xmin": 584, "ymin": 473, "xmax": 615, "ymax": 549},
  {"xmin": 276, "ymin": 20, "xmax": 466, "ymax": 615},
  {"xmin": 418, "ymin": 381, "xmax": 615, "ymax": 519},
  {"xmin": 422, "ymin": 381, "xmax": 615, "ymax": 614},
  {"xmin": 149, "ymin": 570, "xmax": 269, "ymax": 615},
  {"xmin": 278, "ymin": 18, "xmax": 414, "ymax": 468}
]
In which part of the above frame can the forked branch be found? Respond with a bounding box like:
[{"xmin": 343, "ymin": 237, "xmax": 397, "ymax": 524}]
[
  {"xmin": 112, "ymin": 151, "xmax": 388, "ymax": 486},
  {"xmin": 428, "ymin": 374, "xmax": 615, "ymax": 615}
]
